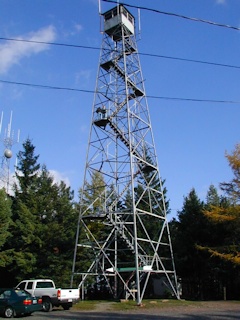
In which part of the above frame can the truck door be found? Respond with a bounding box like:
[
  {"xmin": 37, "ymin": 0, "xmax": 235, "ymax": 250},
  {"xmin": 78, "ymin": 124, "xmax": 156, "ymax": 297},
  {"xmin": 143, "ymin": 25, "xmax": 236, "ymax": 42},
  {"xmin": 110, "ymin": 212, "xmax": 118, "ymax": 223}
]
[
  {"xmin": 17, "ymin": 282, "xmax": 27, "ymax": 290},
  {"xmin": 26, "ymin": 281, "xmax": 34, "ymax": 294}
]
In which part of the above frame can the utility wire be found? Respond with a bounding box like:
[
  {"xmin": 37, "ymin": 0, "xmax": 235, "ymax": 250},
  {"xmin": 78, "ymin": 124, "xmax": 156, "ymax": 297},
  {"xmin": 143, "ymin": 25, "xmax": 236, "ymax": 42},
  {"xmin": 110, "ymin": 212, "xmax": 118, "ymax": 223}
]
[
  {"xmin": 0, "ymin": 79, "xmax": 93, "ymax": 93},
  {"xmin": 147, "ymin": 94, "xmax": 240, "ymax": 104},
  {"xmin": 140, "ymin": 52, "xmax": 240, "ymax": 70},
  {"xmin": 0, "ymin": 37, "xmax": 100, "ymax": 51},
  {"xmin": 0, "ymin": 4, "xmax": 239, "ymax": 103},
  {"xmin": 1, "ymin": 37, "xmax": 240, "ymax": 70},
  {"xmin": 0, "ymin": 79, "xmax": 239, "ymax": 104},
  {"xmin": 103, "ymin": 0, "xmax": 240, "ymax": 31}
]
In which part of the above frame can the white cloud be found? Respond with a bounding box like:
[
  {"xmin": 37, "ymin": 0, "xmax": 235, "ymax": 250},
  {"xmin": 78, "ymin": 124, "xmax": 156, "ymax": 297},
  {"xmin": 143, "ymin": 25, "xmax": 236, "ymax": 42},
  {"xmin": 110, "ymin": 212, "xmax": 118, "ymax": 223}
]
[
  {"xmin": 0, "ymin": 25, "xmax": 57, "ymax": 75},
  {"xmin": 49, "ymin": 169, "xmax": 70, "ymax": 187},
  {"xmin": 62, "ymin": 23, "xmax": 83, "ymax": 38},
  {"xmin": 0, "ymin": 168, "xmax": 70, "ymax": 196},
  {"xmin": 216, "ymin": 0, "xmax": 226, "ymax": 4},
  {"xmin": 74, "ymin": 23, "xmax": 83, "ymax": 33},
  {"xmin": 0, "ymin": 170, "xmax": 17, "ymax": 196},
  {"xmin": 75, "ymin": 70, "xmax": 92, "ymax": 87}
]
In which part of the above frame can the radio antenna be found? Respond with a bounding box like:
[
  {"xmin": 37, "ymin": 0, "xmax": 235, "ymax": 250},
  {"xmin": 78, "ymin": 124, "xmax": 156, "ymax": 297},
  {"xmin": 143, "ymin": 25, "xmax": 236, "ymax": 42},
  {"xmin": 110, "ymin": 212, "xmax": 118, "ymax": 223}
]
[{"xmin": 138, "ymin": 8, "xmax": 141, "ymax": 40}]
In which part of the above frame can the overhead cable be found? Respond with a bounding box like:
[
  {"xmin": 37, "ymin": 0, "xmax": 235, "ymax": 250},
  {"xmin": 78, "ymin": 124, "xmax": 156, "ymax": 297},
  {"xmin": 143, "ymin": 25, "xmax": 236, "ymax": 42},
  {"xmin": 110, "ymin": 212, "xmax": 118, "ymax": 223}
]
[
  {"xmin": 0, "ymin": 37, "xmax": 100, "ymax": 51},
  {"xmin": 140, "ymin": 52, "xmax": 240, "ymax": 70},
  {"xmin": 0, "ymin": 79, "xmax": 239, "ymax": 104},
  {"xmin": 102, "ymin": 0, "xmax": 240, "ymax": 31},
  {"xmin": 0, "ymin": 79, "xmax": 93, "ymax": 93},
  {"xmin": 0, "ymin": 37, "xmax": 240, "ymax": 70}
]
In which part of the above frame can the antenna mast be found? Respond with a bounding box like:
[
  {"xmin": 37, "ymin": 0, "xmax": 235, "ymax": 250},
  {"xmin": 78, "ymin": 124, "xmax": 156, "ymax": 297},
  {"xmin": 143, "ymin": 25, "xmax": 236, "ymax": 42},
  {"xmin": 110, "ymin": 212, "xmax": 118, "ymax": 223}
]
[{"xmin": 0, "ymin": 111, "xmax": 20, "ymax": 194}]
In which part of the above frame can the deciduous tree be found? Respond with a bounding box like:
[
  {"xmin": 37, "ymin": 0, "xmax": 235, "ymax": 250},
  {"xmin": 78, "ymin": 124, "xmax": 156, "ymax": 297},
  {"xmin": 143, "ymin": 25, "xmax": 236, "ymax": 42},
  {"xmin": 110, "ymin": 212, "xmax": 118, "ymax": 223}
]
[{"xmin": 202, "ymin": 144, "xmax": 240, "ymax": 265}]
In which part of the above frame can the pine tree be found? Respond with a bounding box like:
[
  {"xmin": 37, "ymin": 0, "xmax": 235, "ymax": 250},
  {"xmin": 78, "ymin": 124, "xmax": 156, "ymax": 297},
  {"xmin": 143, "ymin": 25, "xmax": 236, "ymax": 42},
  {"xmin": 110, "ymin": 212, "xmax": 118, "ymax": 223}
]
[
  {"xmin": 9, "ymin": 139, "xmax": 42, "ymax": 280},
  {"xmin": 134, "ymin": 154, "xmax": 170, "ymax": 243},
  {"xmin": 171, "ymin": 189, "xmax": 212, "ymax": 299},
  {"xmin": 35, "ymin": 170, "xmax": 77, "ymax": 286},
  {"xmin": 10, "ymin": 139, "xmax": 77, "ymax": 285},
  {"xmin": 74, "ymin": 171, "xmax": 108, "ymax": 278},
  {"xmin": 206, "ymin": 184, "xmax": 221, "ymax": 207},
  {"xmin": 0, "ymin": 189, "xmax": 13, "ymax": 267},
  {"xmin": 14, "ymin": 138, "xmax": 40, "ymax": 197}
]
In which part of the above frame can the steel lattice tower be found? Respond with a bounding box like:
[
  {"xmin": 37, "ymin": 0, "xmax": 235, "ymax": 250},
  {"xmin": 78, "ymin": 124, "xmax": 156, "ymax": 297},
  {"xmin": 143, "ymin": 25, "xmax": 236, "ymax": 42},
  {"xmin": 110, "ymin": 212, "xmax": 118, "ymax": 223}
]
[
  {"xmin": 71, "ymin": 5, "xmax": 180, "ymax": 304},
  {"xmin": 0, "ymin": 112, "xmax": 19, "ymax": 194}
]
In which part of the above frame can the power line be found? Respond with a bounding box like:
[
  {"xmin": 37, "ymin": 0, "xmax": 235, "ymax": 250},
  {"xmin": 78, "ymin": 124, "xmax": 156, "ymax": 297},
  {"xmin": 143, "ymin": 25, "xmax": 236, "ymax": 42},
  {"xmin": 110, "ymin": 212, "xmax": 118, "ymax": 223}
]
[
  {"xmin": 1, "ymin": 37, "xmax": 240, "ymax": 70},
  {"xmin": 0, "ymin": 37, "xmax": 100, "ymax": 51},
  {"xmin": 103, "ymin": 0, "xmax": 240, "ymax": 31},
  {"xmin": 0, "ymin": 4, "xmax": 239, "ymax": 104},
  {"xmin": 0, "ymin": 79, "xmax": 92, "ymax": 93},
  {"xmin": 140, "ymin": 52, "xmax": 240, "ymax": 70},
  {"xmin": 0, "ymin": 79, "xmax": 239, "ymax": 104},
  {"xmin": 147, "ymin": 94, "xmax": 240, "ymax": 104}
]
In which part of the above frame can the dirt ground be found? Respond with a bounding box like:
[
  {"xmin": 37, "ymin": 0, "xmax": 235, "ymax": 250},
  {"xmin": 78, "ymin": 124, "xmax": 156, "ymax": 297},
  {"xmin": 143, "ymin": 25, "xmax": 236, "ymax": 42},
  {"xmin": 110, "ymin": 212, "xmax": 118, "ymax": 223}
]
[
  {"xmin": 87, "ymin": 300, "xmax": 240, "ymax": 318},
  {"xmin": 92, "ymin": 300, "xmax": 239, "ymax": 311},
  {"xmin": 34, "ymin": 301, "xmax": 240, "ymax": 320}
]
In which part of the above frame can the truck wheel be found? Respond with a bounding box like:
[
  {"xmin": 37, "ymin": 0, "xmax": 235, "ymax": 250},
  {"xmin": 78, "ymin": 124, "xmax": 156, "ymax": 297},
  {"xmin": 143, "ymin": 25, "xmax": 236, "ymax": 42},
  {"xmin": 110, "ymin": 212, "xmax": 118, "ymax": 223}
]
[
  {"xmin": 4, "ymin": 306, "xmax": 15, "ymax": 318},
  {"xmin": 42, "ymin": 299, "xmax": 53, "ymax": 312}
]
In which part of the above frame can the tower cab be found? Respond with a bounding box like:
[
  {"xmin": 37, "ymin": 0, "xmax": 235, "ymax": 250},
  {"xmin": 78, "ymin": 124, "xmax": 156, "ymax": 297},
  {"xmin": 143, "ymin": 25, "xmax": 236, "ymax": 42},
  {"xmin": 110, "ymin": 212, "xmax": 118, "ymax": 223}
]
[{"xmin": 103, "ymin": 5, "xmax": 135, "ymax": 41}]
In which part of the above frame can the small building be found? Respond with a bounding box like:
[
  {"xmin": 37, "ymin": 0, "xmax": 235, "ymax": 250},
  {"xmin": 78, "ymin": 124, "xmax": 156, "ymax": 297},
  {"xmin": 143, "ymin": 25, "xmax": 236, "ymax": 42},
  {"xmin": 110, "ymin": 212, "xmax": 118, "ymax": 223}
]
[{"xmin": 104, "ymin": 5, "xmax": 135, "ymax": 41}]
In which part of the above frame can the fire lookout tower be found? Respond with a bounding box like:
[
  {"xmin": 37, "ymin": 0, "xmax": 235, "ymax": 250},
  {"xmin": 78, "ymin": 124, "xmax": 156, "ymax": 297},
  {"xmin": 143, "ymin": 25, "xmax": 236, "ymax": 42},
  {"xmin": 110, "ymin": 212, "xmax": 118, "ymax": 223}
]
[{"xmin": 71, "ymin": 5, "xmax": 180, "ymax": 304}]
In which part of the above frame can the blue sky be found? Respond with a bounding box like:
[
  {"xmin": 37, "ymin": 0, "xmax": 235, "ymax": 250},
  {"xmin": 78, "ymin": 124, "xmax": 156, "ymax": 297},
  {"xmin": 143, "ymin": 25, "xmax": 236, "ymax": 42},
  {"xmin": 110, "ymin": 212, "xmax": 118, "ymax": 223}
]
[{"xmin": 0, "ymin": 0, "xmax": 239, "ymax": 219}]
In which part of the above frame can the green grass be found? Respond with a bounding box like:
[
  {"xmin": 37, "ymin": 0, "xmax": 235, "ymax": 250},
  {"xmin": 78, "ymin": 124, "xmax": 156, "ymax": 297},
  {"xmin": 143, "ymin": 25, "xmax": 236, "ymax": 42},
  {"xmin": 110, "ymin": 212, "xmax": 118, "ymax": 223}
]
[
  {"xmin": 73, "ymin": 300, "xmax": 101, "ymax": 311},
  {"xmin": 112, "ymin": 299, "xmax": 195, "ymax": 310},
  {"xmin": 73, "ymin": 299, "xmax": 197, "ymax": 312}
]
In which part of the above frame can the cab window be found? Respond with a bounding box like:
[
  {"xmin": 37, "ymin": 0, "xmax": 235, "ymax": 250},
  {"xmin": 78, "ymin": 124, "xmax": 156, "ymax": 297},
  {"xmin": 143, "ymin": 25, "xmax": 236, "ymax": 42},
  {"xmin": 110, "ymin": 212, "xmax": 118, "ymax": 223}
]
[
  {"xmin": 27, "ymin": 281, "xmax": 33, "ymax": 290},
  {"xmin": 18, "ymin": 282, "xmax": 26, "ymax": 290},
  {"xmin": 36, "ymin": 281, "xmax": 54, "ymax": 289}
]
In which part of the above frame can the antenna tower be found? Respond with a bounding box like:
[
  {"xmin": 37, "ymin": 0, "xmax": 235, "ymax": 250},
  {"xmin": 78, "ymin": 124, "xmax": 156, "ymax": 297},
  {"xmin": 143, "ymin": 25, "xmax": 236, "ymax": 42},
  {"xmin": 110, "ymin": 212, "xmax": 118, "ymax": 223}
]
[
  {"xmin": 0, "ymin": 111, "xmax": 20, "ymax": 193},
  {"xmin": 72, "ymin": 4, "xmax": 180, "ymax": 304}
]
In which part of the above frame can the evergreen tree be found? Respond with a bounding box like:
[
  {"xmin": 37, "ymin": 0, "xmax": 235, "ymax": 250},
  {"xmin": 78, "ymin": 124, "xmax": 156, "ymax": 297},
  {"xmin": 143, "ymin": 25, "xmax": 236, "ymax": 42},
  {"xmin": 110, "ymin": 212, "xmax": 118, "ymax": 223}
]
[
  {"xmin": 9, "ymin": 138, "xmax": 77, "ymax": 286},
  {"xmin": 75, "ymin": 171, "xmax": 108, "ymax": 276},
  {"xmin": 14, "ymin": 138, "xmax": 40, "ymax": 197},
  {"xmin": 81, "ymin": 171, "xmax": 106, "ymax": 212},
  {"xmin": 206, "ymin": 184, "xmax": 221, "ymax": 207},
  {"xmin": 171, "ymin": 189, "xmax": 212, "ymax": 299},
  {"xmin": 0, "ymin": 189, "xmax": 13, "ymax": 267},
  {"xmin": 9, "ymin": 139, "xmax": 42, "ymax": 281},
  {"xmin": 134, "ymin": 157, "xmax": 170, "ymax": 243},
  {"xmin": 35, "ymin": 170, "xmax": 77, "ymax": 286}
]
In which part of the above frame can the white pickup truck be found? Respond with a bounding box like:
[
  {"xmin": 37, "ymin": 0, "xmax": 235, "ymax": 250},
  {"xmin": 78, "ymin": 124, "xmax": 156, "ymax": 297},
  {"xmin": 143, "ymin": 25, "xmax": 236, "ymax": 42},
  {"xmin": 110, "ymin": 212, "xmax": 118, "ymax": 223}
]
[{"xmin": 16, "ymin": 279, "xmax": 79, "ymax": 312}]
